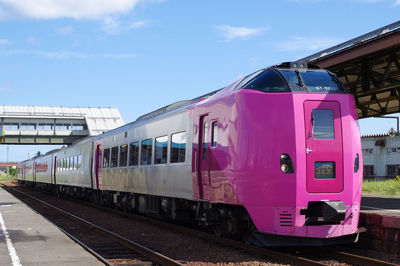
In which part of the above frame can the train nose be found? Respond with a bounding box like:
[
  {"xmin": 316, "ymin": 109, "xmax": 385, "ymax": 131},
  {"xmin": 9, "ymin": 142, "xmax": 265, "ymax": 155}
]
[
  {"xmin": 301, "ymin": 201, "xmax": 346, "ymax": 225},
  {"xmin": 322, "ymin": 201, "xmax": 345, "ymax": 222}
]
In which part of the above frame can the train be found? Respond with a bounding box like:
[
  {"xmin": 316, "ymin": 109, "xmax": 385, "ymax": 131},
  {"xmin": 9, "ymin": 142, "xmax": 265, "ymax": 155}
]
[{"xmin": 17, "ymin": 62, "xmax": 363, "ymax": 246}]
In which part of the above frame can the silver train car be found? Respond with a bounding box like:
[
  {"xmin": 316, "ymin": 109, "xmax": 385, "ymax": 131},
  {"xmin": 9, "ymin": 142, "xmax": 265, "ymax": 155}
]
[{"xmin": 18, "ymin": 98, "xmax": 200, "ymax": 218}]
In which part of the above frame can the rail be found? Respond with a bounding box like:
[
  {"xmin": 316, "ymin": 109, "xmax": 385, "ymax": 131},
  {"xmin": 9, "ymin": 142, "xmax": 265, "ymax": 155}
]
[
  {"xmin": 7, "ymin": 183, "xmax": 400, "ymax": 266},
  {"xmin": 3, "ymin": 185, "xmax": 183, "ymax": 266}
]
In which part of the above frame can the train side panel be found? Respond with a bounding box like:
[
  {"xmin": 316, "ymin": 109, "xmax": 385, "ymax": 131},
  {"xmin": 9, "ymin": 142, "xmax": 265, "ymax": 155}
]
[
  {"xmin": 100, "ymin": 110, "xmax": 194, "ymax": 200},
  {"xmin": 54, "ymin": 140, "xmax": 93, "ymax": 188},
  {"xmin": 34, "ymin": 155, "xmax": 53, "ymax": 184}
]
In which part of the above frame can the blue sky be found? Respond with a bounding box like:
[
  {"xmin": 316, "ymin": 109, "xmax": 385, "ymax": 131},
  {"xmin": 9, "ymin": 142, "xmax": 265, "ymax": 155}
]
[{"xmin": 0, "ymin": 0, "xmax": 400, "ymax": 161}]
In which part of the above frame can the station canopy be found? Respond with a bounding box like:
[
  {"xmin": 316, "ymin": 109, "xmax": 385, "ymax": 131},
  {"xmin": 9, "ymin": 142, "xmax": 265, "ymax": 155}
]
[{"xmin": 301, "ymin": 21, "xmax": 400, "ymax": 118}]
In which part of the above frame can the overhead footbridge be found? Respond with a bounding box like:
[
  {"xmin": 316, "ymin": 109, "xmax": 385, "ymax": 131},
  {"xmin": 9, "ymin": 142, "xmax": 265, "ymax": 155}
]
[
  {"xmin": 300, "ymin": 20, "xmax": 400, "ymax": 119},
  {"xmin": 0, "ymin": 105, "xmax": 124, "ymax": 145}
]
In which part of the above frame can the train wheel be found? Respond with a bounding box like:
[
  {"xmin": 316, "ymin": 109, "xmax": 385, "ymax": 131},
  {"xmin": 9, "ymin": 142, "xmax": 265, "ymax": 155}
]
[
  {"xmin": 241, "ymin": 219, "xmax": 256, "ymax": 245},
  {"xmin": 213, "ymin": 223, "xmax": 223, "ymax": 237}
]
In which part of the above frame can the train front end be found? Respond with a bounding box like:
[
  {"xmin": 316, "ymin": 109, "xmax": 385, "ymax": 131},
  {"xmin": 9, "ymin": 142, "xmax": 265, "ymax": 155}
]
[{"xmin": 235, "ymin": 62, "xmax": 363, "ymax": 246}]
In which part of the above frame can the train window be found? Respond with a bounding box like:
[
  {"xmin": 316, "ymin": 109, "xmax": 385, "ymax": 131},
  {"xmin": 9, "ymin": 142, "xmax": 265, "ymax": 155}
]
[
  {"xmin": 211, "ymin": 122, "xmax": 218, "ymax": 147},
  {"xmin": 111, "ymin": 147, "xmax": 119, "ymax": 167},
  {"xmin": 103, "ymin": 148, "xmax": 110, "ymax": 168},
  {"xmin": 300, "ymin": 71, "xmax": 345, "ymax": 93},
  {"xmin": 77, "ymin": 155, "xmax": 82, "ymax": 169},
  {"xmin": 129, "ymin": 141, "xmax": 139, "ymax": 166},
  {"xmin": 312, "ymin": 110, "xmax": 334, "ymax": 140},
  {"xmin": 243, "ymin": 69, "xmax": 289, "ymax": 93},
  {"xmin": 66, "ymin": 157, "xmax": 70, "ymax": 170},
  {"xmin": 171, "ymin": 132, "xmax": 186, "ymax": 163},
  {"xmin": 119, "ymin": 144, "xmax": 128, "ymax": 167},
  {"xmin": 203, "ymin": 121, "xmax": 209, "ymax": 160},
  {"xmin": 141, "ymin": 139, "xmax": 153, "ymax": 165},
  {"xmin": 155, "ymin": 136, "xmax": 168, "ymax": 164},
  {"xmin": 74, "ymin": 156, "xmax": 78, "ymax": 170},
  {"xmin": 233, "ymin": 69, "xmax": 264, "ymax": 90}
]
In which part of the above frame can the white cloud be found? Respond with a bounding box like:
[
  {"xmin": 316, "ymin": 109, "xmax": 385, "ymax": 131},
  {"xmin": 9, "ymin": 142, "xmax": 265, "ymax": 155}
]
[
  {"xmin": 395, "ymin": 0, "xmax": 400, "ymax": 5},
  {"xmin": 102, "ymin": 17, "xmax": 120, "ymax": 34},
  {"xmin": 0, "ymin": 87, "xmax": 12, "ymax": 93},
  {"xmin": 103, "ymin": 53, "xmax": 137, "ymax": 59},
  {"xmin": 0, "ymin": 0, "xmax": 141, "ymax": 20},
  {"xmin": 56, "ymin": 25, "xmax": 73, "ymax": 35},
  {"xmin": 35, "ymin": 50, "xmax": 89, "ymax": 59},
  {"xmin": 129, "ymin": 20, "xmax": 150, "ymax": 29},
  {"xmin": 27, "ymin": 37, "xmax": 38, "ymax": 45},
  {"xmin": 278, "ymin": 36, "xmax": 343, "ymax": 52},
  {"xmin": 3, "ymin": 49, "xmax": 89, "ymax": 59},
  {"xmin": 215, "ymin": 25, "xmax": 267, "ymax": 42},
  {"xmin": 0, "ymin": 39, "xmax": 10, "ymax": 45}
]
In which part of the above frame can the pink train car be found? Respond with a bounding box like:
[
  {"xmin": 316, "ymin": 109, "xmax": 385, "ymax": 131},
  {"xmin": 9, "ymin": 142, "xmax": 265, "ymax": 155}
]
[{"xmin": 18, "ymin": 62, "xmax": 362, "ymax": 246}]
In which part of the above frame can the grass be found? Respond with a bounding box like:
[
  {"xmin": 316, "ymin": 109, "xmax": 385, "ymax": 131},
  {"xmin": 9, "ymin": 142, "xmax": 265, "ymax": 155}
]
[
  {"xmin": 363, "ymin": 177, "xmax": 400, "ymax": 197},
  {"xmin": 0, "ymin": 173, "xmax": 15, "ymax": 184}
]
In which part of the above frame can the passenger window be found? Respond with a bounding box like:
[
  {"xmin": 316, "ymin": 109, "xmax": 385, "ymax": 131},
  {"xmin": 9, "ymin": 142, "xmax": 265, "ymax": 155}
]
[
  {"xmin": 111, "ymin": 146, "xmax": 118, "ymax": 167},
  {"xmin": 171, "ymin": 132, "xmax": 186, "ymax": 163},
  {"xmin": 155, "ymin": 136, "xmax": 168, "ymax": 164},
  {"xmin": 77, "ymin": 155, "xmax": 82, "ymax": 169},
  {"xmin": 312, "ymin": 110, "xmax": 334, "ymax": 139},
  {"xmin": 103, "ymin": 148, "xmax": 110, "ymax": 168},
  {"xmin": 119, "ymin": 144, "xmax": 128, "ymax": 167},
  {"xmin": 141, "ymin": 139, "xmax": 153, "ymax": 165},
  {"xmin": 129, "ymin": 141, "xmax": 139, "ymax": 166},
  {"xmin": 212, "ymin": 122, "xmax": 218, "ymax": 147}
]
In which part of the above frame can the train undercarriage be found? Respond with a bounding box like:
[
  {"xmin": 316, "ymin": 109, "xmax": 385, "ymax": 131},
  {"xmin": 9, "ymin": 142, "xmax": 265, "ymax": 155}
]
[{"xmin": 19, "ymin": 180, "xmax": 255, "ymax": 242}]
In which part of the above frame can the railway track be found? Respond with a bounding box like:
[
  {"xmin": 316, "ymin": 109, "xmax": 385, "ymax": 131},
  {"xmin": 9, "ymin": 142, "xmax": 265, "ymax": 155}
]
[
  {"xmin": 4, "ymin": 184, "xmax": 400, "ymax": 266},
  {"xmin": 3, "ymin": 185, "xmax": 183, "ymax": 266}
]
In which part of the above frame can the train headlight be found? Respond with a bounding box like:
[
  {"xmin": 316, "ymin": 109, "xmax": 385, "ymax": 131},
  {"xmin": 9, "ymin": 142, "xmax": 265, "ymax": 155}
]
[
  {"xmin": 280, "ymin": 154, "xmax": 294, "ymax": 173},
  {"xmin": 281, "ymin": 163, "xmax": 289, "ymax": 173}
]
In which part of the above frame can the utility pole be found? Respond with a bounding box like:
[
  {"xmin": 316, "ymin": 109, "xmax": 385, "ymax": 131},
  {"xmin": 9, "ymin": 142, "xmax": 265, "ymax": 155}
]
[{"xmin": 6, "ymin": 145, "xmax": 9, "ymax": 176}]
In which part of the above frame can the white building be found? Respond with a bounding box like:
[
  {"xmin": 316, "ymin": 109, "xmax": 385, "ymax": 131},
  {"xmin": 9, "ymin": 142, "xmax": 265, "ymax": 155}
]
[{"xmin": 362, "ymin": 132, "xmax": 400, "ymax": 178}]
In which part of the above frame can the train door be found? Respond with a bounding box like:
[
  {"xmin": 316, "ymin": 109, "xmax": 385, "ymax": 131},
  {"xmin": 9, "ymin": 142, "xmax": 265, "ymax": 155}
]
[
  {"xmin": 198, "ymin": 115, "xmax": 211, "ymax": 199},
  {"xmin": 304, "ymin": 101, "xmax": 343, "ymax": 193},
  {"xmin": 94, "ymin": 144, "xmax": 102, "ymax": 189},
  {"xmin": 53, "ymin": 156, "xmax": 57, "ymax": 185},
  {"xmin": 33, "ymin": 161, "xmax": 36, "ymax": 183}
]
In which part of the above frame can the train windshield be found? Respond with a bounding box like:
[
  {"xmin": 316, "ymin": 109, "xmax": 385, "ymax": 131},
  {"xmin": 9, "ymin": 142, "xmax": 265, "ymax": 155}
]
[
  {"xmin": 238, "ymin": 68, "xmax": 347, "ymax": 93},
  {"xmin": 278, "ymin": 69, "xmax": 346, "ymax": 93}
]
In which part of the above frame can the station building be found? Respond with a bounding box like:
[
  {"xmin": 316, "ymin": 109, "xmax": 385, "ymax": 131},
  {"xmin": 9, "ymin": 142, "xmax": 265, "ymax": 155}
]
[
  {"xmin": 0, "ymin": 162, "xmax": 18, "ymax": 173},
  {"xmin": 362, "ymin": 131, "xmax": 400, "ymax": 179}
]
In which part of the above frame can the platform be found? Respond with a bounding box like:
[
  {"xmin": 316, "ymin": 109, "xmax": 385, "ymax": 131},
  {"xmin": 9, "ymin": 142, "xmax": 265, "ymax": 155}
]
[
  {"xmin": 0, "ymin": 187, "xmax": 103, "ymax": 266},
  {"xmin": 359, "ymin": 195, "xmax": 400, "ymax": 256}
]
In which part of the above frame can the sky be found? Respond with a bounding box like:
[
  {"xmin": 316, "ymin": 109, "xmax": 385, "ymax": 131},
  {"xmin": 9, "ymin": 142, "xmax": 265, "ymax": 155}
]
[{"xmin": 0, "ymin": 0, "xmax": 400, "ymax": 161}]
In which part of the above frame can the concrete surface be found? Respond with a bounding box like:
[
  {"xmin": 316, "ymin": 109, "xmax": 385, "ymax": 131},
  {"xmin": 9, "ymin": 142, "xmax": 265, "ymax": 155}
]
[{"xmin": 0, "ymin": 187, "xmax": 104, "ymax": 266}]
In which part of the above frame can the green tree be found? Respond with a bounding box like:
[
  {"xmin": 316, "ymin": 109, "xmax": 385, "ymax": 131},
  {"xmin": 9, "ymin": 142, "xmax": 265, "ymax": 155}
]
[{"xmin": 8, "ymin": 168, "xmax": 17, "ymax": 177}]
